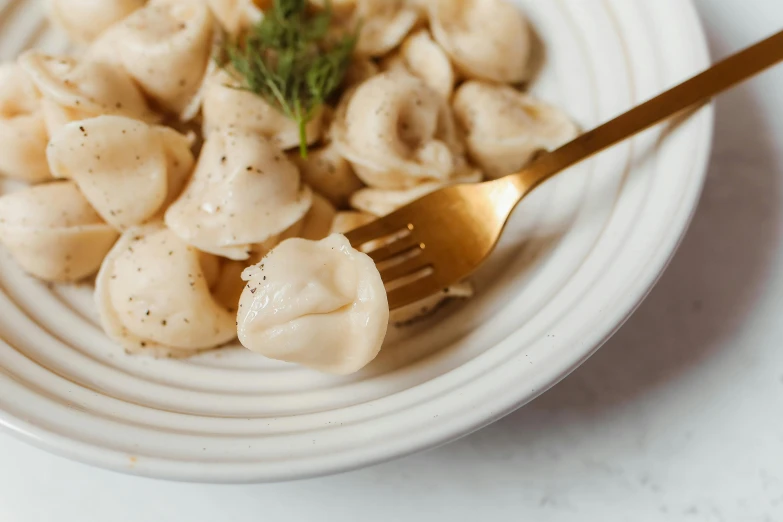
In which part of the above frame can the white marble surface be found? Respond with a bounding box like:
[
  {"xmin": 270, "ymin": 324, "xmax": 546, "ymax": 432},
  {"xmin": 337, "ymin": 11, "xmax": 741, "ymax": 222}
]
[{"xmin": 2, "ymin": 1, "xmax": 782, "ymax": 520}]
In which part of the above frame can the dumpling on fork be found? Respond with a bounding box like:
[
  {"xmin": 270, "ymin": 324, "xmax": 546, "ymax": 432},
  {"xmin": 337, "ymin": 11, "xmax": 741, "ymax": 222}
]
[{"xmin": 237, "ymin": 234, "xmax": 389, "ymax": 375}]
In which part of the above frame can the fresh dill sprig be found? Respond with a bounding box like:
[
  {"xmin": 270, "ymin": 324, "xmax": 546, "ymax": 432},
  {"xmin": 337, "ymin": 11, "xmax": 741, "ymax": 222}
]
[{"xmin": 219, "ymin": 0, "xmax": 358, "ymax": 157}]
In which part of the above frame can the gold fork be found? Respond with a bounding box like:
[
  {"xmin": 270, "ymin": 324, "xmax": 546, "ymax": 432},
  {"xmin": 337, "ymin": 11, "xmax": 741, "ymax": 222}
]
[{"xmin": 346, "ymin": 29, "xmax": 783, "ymax": 310}]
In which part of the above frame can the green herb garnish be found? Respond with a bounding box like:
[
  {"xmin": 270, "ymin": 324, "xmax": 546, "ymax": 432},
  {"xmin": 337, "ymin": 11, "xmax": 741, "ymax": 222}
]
[{"xmin": 219, "ymin": 0, "xmax": 358, "ymax": 157}]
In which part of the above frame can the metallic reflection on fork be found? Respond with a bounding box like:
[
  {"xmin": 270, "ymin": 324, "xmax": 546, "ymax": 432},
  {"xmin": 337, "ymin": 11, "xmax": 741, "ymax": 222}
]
[{"xmin": 346, "ymin": 29, "xmax": 783, "ymax": 310}]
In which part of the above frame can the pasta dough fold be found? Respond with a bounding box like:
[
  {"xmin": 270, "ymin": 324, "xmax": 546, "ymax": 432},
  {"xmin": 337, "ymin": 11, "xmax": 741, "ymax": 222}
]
[
  {"xmin": 238, "ymin": 234, "xmax": 389, "ymax": 375},
  {"xmin": 0, "ymin": 182, "xmax": 118, "ymax": 282},
  {"xmin": 165, "ymin": 130, "xmax": 312, "ymax": 260},
  {"xmin": 95, "ymin": 223, "xmax": 238, "ymax": 356},
  {"xmin": 47, "ymin": 115, "xmax": 195, "ymax": 230},
  {"xmin": 453, "ymin": 81, "xmax": 578, "ymax": 178}
]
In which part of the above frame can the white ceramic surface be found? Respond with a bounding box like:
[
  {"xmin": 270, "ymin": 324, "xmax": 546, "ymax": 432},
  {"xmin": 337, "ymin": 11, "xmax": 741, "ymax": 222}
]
[{"xmin": 0, "ymin": 0, "xmax": 713, "ymax": 483}]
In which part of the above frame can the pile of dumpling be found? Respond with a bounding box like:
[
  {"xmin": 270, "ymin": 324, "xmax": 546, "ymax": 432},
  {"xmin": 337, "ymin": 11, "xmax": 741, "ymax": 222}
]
[{"xmin": 0, "ymin": 0, "xmax": 576, "ymax": 375}]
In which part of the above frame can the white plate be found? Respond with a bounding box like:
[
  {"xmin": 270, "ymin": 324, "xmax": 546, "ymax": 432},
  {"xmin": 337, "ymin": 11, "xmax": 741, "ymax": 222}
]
[{"xmin": 0, "ymin": 0, "xmax": 713, "ymax": 483}]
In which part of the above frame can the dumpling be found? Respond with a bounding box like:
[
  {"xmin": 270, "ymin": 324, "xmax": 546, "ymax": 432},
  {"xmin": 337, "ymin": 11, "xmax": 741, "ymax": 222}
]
[
  {"xmin": 290, "ymin": 142, "xmax": 364, "ymax": 208},
  {"xmin": 381, "ymin": 30, "xmax": 455, "ymax": 100},
  {"xmin": 237, "ymin": 234, "xmax": 389, "ymax": 375},
  {"xmin": 453, "ymin": 81, "xmax": 578, "ymax": 178},
  {"xmin": 102, "ymin": 0, "xmax": 215, "ymax": 118},
  {"xmin": 48, "ymin": 0, "xmax": 146, "ymax": 43},
  {"xmin": 47, "ymin": 115, "xmax": 195, "ymax": 230},
  {"xmin": 202, "ymin": 69, "xmax": 324, "ymax": 149},
  {"xmin": 353, "ymin": 0, "xmax": 420, "ymax": 57},
  {"xmin": 0, "ymin": 64, "xmax": 51, "ymax": 183},
  {"xmin": 95, "ymin": 223, "xmax": 238, "ymax": 356},
  {"xmin": 206, "ymin": 0, "xmax": 264, "ymax": 34},
  {"xmin": 427, "ymin": 0, "xmax": 530, "ymax": 83},
  {"xmin": 350, "ymin": 170, "xmax": 481, "ymax": 217},
  {"xmin": 18, "ymin": 51, "xmax": 156, "ymax": 136},
  {"xmin": 0, "ymin": 182, "xmax": 118, "ymax": 282},
  {"xmin": 332, "ymin": 71, "xmax": 468, "ymax": 190},
  {"xmin": 165, "ymin": 130, "xmax": 312, "ymax": 260}
]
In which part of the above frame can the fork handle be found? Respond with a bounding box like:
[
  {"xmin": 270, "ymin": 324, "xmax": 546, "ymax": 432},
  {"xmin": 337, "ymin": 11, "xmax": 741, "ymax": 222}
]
[{"xmin": 514, "ymin": 29, "xmax": 783, "ymax": 191}]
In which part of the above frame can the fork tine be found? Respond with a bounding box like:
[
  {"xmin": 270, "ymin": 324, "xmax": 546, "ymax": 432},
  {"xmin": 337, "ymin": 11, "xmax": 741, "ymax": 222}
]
[
  {"xmin": 343, "ymin": 221, "xmax": 382, "ymax": 248},
  {"xmin": 386, "ymin": 274, "xmax": 445, "ymax": 310},
  {"xmin": 366, "ymin": 234, "xmax": 420, "ymax": 263},
  {"xmin": 380, "ymin": 255, "xmax": 430, "ymax": 284},
  {"xmin": 343, "ymin": 212, "xmax": 412, "ymax": 249}
]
